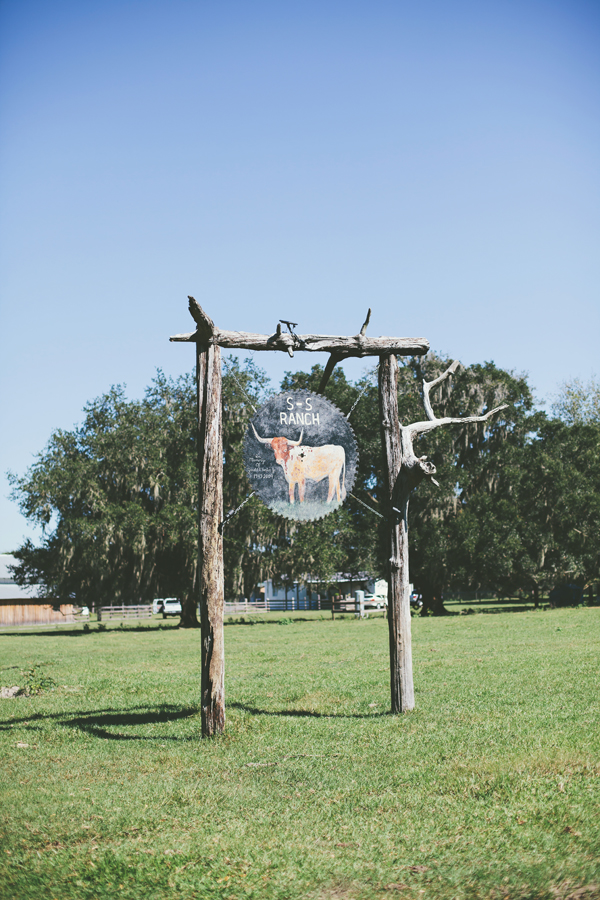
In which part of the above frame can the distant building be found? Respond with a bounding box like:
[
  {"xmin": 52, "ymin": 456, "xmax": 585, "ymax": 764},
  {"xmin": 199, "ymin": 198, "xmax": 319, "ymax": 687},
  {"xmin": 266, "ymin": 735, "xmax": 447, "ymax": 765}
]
[
  {"xmin": 0, "ymin": 555, "xmax": 74, "ymax": 627},
  {"xmin": 258, "ymin": 573, "xmax": 388, "ymax": 608}
]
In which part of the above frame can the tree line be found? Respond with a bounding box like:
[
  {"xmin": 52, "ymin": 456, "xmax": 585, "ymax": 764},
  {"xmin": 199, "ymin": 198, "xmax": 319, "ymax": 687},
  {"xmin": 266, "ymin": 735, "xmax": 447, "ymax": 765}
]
[{"xmin": 8, "ymin": 358, "xmax": 600, "ymax": 620}]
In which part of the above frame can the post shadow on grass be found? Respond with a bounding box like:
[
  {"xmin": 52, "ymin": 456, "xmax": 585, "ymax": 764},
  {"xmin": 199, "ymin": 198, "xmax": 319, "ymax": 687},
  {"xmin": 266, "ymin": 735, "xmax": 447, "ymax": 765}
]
[
  {"xmin": 0, "ymin": 623, "xmax": 181, "ymax": 638},
  {"xmin": 0, "ymin": 703, "xmax": 201, "ymax": 741},
  {"xmin": 229, "ymin": 701, "xmax": 388, "ymax": 719},
  {"xmin": 0, "ymin": 618, "xmax": 328, "ymax": 638},
  {"xmin": 1, "ymin": 702, "xmax": 389, "ymax": 740}
]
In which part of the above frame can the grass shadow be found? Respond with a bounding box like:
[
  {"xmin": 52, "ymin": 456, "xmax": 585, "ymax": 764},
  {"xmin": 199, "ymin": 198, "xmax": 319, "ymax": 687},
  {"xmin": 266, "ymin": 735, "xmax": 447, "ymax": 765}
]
[
  {"xmin": 0, "ymin": 623, "xmax": 180, "ymax": 637},
  {"xmin": 0, "ymin": 703, "xmax": 200, "ymax": 741},
  {"xmin": 229, "ymin": 701, "xmax": 388, "ymax": 719}
]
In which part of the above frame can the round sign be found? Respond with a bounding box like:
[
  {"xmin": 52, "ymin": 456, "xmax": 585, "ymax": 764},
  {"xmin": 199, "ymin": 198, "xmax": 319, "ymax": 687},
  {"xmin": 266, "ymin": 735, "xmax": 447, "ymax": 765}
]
[{"xmin": 244, "ymin": 390, "xmax": 359, "ymax": 521}]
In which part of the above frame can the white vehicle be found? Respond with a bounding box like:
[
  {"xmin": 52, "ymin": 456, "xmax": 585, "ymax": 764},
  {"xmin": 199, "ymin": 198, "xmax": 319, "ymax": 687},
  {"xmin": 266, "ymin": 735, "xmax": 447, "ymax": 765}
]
[
  {"xmin": 154, "ymin": 598, "xmax": 182, "ymax": 618},
  {"xmin": 362, "ymin": 595, "xmax": 386, "ymax": 609}
]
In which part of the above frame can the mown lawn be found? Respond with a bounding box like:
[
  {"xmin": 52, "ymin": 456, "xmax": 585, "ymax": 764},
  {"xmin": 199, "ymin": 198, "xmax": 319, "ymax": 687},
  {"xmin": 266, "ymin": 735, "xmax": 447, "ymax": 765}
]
[{"xmin": 0, "ymin": 608, "xmax": 598, "ymax": 900}]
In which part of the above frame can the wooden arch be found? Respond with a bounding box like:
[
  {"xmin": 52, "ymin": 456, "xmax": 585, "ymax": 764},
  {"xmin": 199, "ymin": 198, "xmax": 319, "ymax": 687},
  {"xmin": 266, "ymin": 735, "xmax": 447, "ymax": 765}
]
[{"xmin": 170, "ymin": 297, "xmax": 433, "ymax": 736}]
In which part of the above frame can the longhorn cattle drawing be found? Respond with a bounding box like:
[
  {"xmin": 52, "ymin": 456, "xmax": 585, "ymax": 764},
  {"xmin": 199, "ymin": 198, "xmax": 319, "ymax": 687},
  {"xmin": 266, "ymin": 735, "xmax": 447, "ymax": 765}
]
[{"xmin": 252, "ymin": 425, "xmax": 347, "ymax": 504}]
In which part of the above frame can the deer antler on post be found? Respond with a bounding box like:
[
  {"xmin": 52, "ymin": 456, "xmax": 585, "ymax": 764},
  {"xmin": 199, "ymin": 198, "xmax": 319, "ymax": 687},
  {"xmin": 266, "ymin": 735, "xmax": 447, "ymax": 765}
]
[
  {"xmin": 393, "ymin": 360, "xmax": 508, "ymax": 513},
  {"xmin": 380, "ymin": 356, "xmax": 508, "ymax": 715}
]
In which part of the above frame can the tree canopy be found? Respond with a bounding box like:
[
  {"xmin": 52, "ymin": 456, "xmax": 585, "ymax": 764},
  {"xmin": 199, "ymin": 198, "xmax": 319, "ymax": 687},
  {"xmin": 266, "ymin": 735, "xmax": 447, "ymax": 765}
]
[
  {"xmin": 8, "ymin": 354, "xmax": 599, "ymax": 618},
  {"xmin": 552, "ymin": 376, "xmax": 600, "ymax": 426}
]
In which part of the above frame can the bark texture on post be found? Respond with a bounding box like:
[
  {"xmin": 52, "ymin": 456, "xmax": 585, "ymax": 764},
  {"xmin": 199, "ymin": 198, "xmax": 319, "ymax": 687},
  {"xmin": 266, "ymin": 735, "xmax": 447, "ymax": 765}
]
[
  {"xmin": 197, "ymin": 341, "xmax": 225, "ymax": 737},
  {"xmin": 379, "ymin": 355, "xmax": 415, "ymax": 713}
]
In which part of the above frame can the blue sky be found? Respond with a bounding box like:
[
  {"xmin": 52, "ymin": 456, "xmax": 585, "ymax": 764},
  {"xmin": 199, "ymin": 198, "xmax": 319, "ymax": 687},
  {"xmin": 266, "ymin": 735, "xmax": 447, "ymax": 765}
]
[{"xmin": 1, "ymin": 0, "xmax": 599, "ymax": 551}]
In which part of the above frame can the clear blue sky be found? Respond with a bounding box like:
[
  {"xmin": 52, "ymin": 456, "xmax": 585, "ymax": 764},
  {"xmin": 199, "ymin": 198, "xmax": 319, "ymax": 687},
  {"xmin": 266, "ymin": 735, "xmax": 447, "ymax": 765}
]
[{"xmin": 1, "ymin": 0, "xmax": 599, "ymax": 552}]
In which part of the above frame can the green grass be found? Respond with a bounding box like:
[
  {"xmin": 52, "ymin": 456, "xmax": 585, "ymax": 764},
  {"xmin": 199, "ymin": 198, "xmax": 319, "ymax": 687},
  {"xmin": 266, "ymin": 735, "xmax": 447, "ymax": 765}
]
[{"xmin": 1, "ymin": 609, "xmax": 599, "ymax": 900}]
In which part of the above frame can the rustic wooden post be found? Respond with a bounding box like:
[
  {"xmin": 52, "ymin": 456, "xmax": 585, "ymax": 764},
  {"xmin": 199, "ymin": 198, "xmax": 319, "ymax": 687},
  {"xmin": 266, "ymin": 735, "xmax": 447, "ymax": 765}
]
[
  {"xmin": 379, "ymin": 354, "xmax": 415, "ymax": 713},
  {"xmin": 196, "ymin": 338, "xmax": 225, "ymax": 736},
  {"xmin": 378, "ymin": 355, "xmax": 509, "ymax": 713}
]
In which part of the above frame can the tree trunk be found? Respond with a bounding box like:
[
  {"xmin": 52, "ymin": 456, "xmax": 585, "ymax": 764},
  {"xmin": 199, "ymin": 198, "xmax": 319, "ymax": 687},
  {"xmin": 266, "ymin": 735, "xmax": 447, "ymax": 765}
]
[
  {"xmin": 180, "ymin": 556, "xmax": 199, "ymax": 627},
  {"xmin": 197, "ymin": 341, "xmax": 225, "ymax": 737},
  {"xmin": 379, "ymin": 354, "xmax": 415, "ymax": 713},
  {"xmin": 420, "ymin": 584, "xmax": 449, "ymax": 616}
]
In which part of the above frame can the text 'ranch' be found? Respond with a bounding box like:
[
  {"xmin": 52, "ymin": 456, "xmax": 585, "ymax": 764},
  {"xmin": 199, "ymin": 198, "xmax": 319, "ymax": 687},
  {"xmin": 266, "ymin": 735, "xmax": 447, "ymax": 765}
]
[{"xmin": 280, "ymin": 396, "xmax": 320, "ymax": 426}]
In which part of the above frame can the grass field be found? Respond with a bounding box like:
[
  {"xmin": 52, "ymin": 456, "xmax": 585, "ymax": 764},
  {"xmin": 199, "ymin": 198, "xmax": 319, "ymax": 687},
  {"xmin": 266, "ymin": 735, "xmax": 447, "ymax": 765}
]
[{"xmin": 1, "ymin": 608, "xmax": 599, "ymax": 900}]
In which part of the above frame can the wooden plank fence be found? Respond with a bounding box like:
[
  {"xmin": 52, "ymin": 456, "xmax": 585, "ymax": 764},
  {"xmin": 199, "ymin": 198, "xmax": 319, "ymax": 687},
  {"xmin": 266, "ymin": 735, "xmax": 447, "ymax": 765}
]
[
  {"xmin": 224, "ymin": 600, "xmax": 269, "ymax": 614},
  {"xmin": 98, "ymin": 604, "xmax": 153, "ymax": 621},
  {"xmin": 223, "ymin": 599, "xmax": 326, "ymax": 613},
  {"xmin": 223, "ymin": 598, "xmax": 386, "ymax": 617}
]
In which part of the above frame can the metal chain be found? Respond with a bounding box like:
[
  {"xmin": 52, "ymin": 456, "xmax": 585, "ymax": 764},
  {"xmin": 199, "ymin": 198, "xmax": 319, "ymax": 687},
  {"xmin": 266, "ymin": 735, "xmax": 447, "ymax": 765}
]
[
  {"xmin": 348, "ymin": 492, "xmax": 385, "ymax": 520},
  {"xmin": 221, "ymin": 357, "xmax": 258, "ymax": 413},
  {"xmin": 220, "ymin": 492, "xmax": 256, "ymax": 531},
  {"xmin": 346, "ymin": 364, "xmax": 379, "ymax": 420}
]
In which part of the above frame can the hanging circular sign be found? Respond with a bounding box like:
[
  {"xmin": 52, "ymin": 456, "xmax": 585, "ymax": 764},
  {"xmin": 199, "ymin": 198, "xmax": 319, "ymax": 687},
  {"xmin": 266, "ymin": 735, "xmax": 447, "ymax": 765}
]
[{"xmin": 243, "ymin": 390, "xmax": 358, "ymax": 521}]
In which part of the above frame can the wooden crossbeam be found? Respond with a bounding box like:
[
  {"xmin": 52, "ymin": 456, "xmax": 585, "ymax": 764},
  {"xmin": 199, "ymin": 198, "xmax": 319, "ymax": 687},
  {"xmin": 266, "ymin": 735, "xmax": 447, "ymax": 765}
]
[{"xmin": 170, "ymin": 297, "xmax": 429, "ymax": 360}]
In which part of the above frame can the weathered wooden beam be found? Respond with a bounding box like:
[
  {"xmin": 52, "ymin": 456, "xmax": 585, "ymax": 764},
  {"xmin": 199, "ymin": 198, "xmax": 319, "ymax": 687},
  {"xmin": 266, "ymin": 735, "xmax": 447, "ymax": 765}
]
[
  {"xmin": 317, "ymin": 308, "xmax": 373, "ymax": 394},
  {"xmin": 172, "ymin": 329, "xmax": 429, "ymax": 356},
  {"xmin": 379, "ymin": 354, "xmax": 415, "ymax": 714},
  {"xmin": 197, "ymin": 340, "xmax": 225, "ymax": 737},
  {"xmin": 170, "ymin": 299, "xmax": 429, "ymax": 357}
]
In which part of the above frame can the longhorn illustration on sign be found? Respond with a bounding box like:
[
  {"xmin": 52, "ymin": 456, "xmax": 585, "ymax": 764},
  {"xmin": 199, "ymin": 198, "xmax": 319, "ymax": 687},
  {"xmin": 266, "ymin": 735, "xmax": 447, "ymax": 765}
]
[{"xmin": 244, "ymin": 390, "xmax": 358, "ymax": 521}]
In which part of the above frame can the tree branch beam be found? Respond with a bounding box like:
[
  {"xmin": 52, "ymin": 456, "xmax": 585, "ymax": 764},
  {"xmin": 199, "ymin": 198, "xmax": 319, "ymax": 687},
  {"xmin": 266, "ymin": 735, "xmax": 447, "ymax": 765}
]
[
  {"xmin": 317, "ymin": 353, "xmax": 343, "ymax": 394},
  {"xmin": 317, "ymin": 309, "xmax": 373, "ymax": 393},
  {"xmin": 170, "ymin": 329, "xmax": 429, "ymax": 356},
  {"xmin": 359, "ymin": 307, "xmax": 371, "ymax": 336},
  {"xmin": 169, "ymin": 329, "xmax": 429, "ymax": 358},
  {"xmin": 170, "ymin": 301, "xmax": 429, "ymax": 357}
]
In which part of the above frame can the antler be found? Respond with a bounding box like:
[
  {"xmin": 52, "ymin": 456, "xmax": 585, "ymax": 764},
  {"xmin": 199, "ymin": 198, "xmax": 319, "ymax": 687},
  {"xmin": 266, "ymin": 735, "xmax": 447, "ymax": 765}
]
[
  {"xmin": 391, "ymin": 359, "xmax": 509, "ymax": 511},
  {"xmin": 410, "ymin": 359, "xmax": 508, "ymax": 438},
  {"xmin": 422, "ymin": 359, "xmax": 460, "ymax": 421}
]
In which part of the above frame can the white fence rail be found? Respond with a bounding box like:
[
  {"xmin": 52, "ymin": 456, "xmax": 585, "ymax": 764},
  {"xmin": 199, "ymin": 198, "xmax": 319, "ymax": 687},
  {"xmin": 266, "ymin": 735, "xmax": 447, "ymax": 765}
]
[
  {"xmin": 224, "ymin": 600, "xmax": 270, "ymax": 614},
  {"xmin": 98, "ymin": 604, "xmax": 153, "ymax": 621},
  {"xmin": 223, "ymin": 599, "xmax": 330, "ymax": 614},
  {"xmin": 223, "ymin": 597, "xmax": 385, "ymax": 616}
]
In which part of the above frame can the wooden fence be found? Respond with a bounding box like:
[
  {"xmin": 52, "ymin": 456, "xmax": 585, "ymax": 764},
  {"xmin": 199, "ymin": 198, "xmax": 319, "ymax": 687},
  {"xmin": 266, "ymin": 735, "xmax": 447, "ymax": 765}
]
[
  {"xmin": 330, "ymin": 599, "xmax": 386, "ymax": 619},
  {"xmin": 224, "ymin": 600, "xmax": 269, "ymax": 614},
  {"xmin": 1, "ymin": 598, "xmax": 386, "ymax": 629},
  {"xmin": 97, "ymin": 604, "xmax": 153, "ymax": 621},
  {"xmin": 223, "ymin": 599, "xmax": 324, "ymax": 613},
  {"xmin": 224, "ymin": 598, "xmax": 386, "ymax": 617}
]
